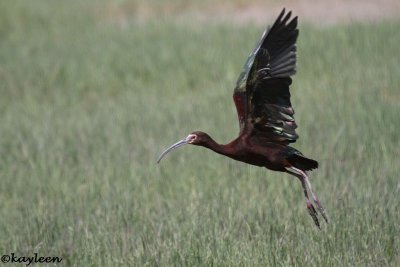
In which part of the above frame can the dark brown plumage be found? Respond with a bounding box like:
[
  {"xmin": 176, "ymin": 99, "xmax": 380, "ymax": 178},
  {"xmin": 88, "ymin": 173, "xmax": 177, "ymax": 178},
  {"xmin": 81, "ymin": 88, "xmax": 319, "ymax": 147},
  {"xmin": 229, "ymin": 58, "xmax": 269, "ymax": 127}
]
[{"xmin": 158, "ymin": 9, "xmax": 328, "ymax": 228}]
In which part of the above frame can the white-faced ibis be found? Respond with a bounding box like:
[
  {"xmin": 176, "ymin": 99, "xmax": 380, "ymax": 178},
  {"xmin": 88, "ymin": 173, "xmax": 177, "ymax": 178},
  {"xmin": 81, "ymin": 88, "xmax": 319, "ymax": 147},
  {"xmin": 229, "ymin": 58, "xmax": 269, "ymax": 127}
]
[{"xmin": 157, "ymin": 9, "xmax": 328, "ymax": 228}]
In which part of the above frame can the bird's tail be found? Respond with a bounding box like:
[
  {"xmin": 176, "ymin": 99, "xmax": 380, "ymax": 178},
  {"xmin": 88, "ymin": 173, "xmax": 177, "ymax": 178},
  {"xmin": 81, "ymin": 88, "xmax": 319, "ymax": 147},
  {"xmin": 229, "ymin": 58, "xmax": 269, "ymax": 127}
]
[{"xmin": 287, "ymin": 154, "xmax": 318, "ymax": 171}]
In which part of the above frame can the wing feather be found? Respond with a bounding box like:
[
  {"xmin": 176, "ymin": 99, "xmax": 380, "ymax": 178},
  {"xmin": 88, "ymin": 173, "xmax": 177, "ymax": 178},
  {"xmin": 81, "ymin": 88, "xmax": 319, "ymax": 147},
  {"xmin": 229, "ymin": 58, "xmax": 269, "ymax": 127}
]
[{"xmin": 233, "ymin": 9, "xmax": 299, "ymax": 144}]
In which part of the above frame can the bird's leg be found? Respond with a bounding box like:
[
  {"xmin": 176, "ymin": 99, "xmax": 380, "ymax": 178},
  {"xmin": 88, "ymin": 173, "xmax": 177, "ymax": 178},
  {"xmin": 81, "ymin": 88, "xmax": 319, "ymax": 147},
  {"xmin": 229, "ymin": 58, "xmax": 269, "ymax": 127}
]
[
  {"xmin": 303, "ymin": 174, "xmax": 329, "ymax": 223},
  {"xmin": 300, "ymin": 177, "xmax": 320, "ymax": 228},
  {"xmin": 288, "ymin": 167, "xmax": 329, "ymax": 224},
  {"xmin": 286, "ymin": 167, "xmax": 320, "ymax": 228}
]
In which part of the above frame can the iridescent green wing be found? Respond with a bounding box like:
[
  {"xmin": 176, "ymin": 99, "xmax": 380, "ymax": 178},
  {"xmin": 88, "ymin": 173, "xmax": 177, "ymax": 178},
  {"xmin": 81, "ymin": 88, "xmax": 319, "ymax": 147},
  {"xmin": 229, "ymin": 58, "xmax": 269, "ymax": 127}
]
[{"xmin": 233, "ymin": 9, "xmax": 299, "ymax": 144}]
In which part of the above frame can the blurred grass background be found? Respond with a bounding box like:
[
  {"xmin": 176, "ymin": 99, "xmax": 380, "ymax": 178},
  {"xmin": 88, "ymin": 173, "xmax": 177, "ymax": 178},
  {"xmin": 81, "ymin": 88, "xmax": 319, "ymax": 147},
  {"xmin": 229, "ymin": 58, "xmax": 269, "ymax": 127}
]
[{"xmin": 0, "ymin": 0, "xmax": 399, "ymax": 266}]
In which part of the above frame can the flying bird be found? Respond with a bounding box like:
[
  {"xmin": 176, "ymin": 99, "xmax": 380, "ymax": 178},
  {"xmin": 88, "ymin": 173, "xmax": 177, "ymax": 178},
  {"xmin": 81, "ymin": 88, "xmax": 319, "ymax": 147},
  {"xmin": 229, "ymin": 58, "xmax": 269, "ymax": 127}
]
[{"xmin": 157, "ymin": 9, "xmax": 328, "ymax": 228}]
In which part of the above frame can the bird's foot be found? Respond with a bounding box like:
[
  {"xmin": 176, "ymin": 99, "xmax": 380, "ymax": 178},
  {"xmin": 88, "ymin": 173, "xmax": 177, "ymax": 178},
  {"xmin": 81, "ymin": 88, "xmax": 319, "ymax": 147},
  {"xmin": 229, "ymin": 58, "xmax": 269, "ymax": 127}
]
[
  {"xmin": 313, "ymin": 197, "xmax": 328, "ymax": 224},
  {"xmin": 307, "ymin": 201, "xmax": 320, "ymax": 229}
]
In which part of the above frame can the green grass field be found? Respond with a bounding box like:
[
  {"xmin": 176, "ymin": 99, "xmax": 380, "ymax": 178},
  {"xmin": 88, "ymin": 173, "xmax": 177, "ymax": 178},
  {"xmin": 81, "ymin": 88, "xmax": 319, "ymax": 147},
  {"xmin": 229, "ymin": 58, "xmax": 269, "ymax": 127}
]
[{"xmin": 1, "ymin": 1, "xmax": 399, "ymax": 266}]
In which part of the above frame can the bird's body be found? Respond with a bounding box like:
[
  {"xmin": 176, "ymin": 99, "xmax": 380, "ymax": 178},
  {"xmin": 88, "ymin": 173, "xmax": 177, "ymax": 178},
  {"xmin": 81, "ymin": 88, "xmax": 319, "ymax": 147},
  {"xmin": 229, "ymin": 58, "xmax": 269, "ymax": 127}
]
[
  {"xmin": 158, "ymin": 9, "xmax": 328, "ymax": 228},
  {"xmin": 192, "ymin": 131, "xmax": 316, "ymax": 172}
]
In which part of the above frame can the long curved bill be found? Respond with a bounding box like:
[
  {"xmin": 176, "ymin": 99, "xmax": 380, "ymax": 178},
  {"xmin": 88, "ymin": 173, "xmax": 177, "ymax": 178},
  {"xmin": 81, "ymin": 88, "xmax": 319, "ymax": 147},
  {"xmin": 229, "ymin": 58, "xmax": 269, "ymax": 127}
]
[{"xmin": 157, "ymin": 137, "xmax": 190, "ymax": 163}]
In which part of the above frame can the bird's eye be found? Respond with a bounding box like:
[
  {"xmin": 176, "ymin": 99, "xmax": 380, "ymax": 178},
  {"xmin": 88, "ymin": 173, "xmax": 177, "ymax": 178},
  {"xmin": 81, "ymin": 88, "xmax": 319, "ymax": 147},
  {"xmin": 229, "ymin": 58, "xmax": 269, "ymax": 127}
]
[{"xmin": 187, "ymin": 134, "xmax": 197, "ymax": 143}]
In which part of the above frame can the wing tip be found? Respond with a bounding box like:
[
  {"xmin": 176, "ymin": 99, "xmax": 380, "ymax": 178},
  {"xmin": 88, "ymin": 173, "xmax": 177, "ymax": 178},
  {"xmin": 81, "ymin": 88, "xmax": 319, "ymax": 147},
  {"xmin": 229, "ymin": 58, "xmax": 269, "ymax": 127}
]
[{"xmin": 275, "ymin": 8, "xmax": 298, "ymax": 27}]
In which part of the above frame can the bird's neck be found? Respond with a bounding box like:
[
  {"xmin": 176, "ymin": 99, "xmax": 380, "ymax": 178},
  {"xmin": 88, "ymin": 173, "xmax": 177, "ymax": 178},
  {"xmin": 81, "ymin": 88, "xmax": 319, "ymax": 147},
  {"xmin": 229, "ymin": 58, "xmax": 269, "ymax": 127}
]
[{"xmin": 202, "ymin": 137, "xmax": 236, "ymax": 157}]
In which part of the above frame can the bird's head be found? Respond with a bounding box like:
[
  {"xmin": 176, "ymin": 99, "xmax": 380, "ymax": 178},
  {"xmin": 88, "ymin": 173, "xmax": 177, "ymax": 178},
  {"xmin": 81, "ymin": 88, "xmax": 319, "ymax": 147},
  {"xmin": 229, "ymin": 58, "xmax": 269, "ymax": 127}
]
[{"xmin": 157, "ymin": 131, "xmax": 211, "ymax": 163}]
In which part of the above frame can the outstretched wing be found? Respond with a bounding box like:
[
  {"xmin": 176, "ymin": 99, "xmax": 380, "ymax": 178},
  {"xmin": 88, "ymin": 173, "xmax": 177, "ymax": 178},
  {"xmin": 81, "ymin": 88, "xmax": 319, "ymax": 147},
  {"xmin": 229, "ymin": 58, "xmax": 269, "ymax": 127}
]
[{"xmin": 233, "ymin": 9, "xmax": 299, "ymax": 144}]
